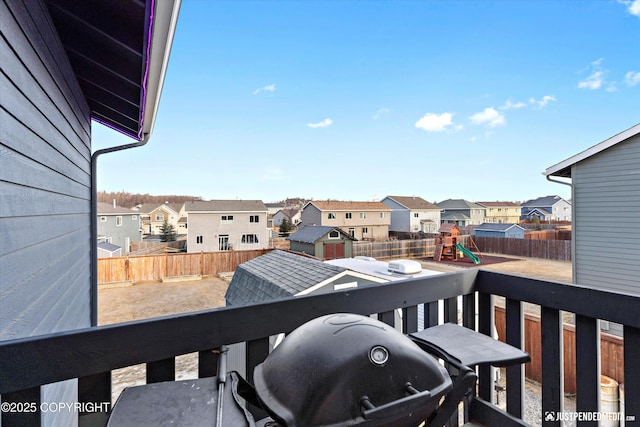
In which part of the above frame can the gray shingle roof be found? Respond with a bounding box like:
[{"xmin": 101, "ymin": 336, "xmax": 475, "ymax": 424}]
[
  {"xmin": 97, "ymin": 202, "xmax": 135, "ymax": 215},
  {"xmin": 437, "ymin": 199, "xmax": 484, "ymax": 209},
  {"xmin": 225, "ymin": 250, "xmax": 346, "ymax": 305},
  {"xmin": 384, "ymin": 196, "xmax": 440, "ymax": 210},
  {"xmin": 185, "ymin": 200, "xmax": 268, "ymax": 212},
  {"xmin": 286, "ymin": 226, "xmax": 355, "ymax": 243},
  {"xmin": 97, "ymin": 242, "xmax": 121, "ymax": 252},
  {"xmin": 475, "ymin": 223, "xmax": 524, "ymax": 232},
  {"xmin": 521, "ymin": 195, "xmax": 566, "ymax": 207}
]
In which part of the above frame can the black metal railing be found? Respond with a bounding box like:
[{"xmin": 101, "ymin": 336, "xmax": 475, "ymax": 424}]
[{"xmin": 1, "ymin": 269, "xmax": 638, "ymax": 426}]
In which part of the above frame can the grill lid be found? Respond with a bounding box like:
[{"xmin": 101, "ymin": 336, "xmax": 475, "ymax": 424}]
[{"xmin": 253, "ymin": 313, "xmax": 452, "ymax": 426}]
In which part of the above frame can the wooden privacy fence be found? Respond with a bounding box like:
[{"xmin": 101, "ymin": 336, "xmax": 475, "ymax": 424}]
[
  {"xmin": 353, "ymin": 236, "xmax": 470, "ymax": 260},
  {"xmin": 98, "ymin": 249, "xmax": 273, "ymax": 284},
  {"xmin": 474, "ymin": 236, "xmax": 571, "ymax": 261},
  {"xmin": 495, "ymin": 306, "xmax": 624, "ymax": 393}
]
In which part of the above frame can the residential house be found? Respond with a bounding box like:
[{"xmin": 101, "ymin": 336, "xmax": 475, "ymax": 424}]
[
  {"xmin": 437, "ymin": 199, "xmax": 485, "ymax": 227},
  {"xmin": 134, "ymin": 202, "xmax": 184, "ymax": 235},
  {"xmin": 476, "ymin": 201, "xmax": 522, "ymax": 224},
  {"xmin": 1, "ymin": 0, "xmax": 178, "ymax": 424},
  {"xmin": 381, "ymin": 195, "xmax": 442, "ymax": 235},
  {"xmin": 520, "ymin": 195, "xmax": 571, "ymax": 222},
  {"xmin": 272, "ymin": 208, "xmax": 301, "ymax": 228},
  {"xmin": 546, "ymin": 123, "xmax": 640, "ymax": 335},
  {"xmin": 185, "ymin": 200, "xmax": 269, "ymax": 252},
  {"xmin": 300, "ymin": 201, "xmax": 391, "ymax": 241},
  {"xmin": 286, "ymin": 225, "xmax": 356, "ymax": 259},
  {"xmin": 474, "ymin": 223, "xmax": 526, "ymax": 239},
  {"xmin": 97, "ymin": 202, "xmax": 142, "ymax": 253}
]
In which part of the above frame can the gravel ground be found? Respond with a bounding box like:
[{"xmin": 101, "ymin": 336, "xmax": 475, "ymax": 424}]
[{"xmin": 99, "ymin": 254, "xmax": 575, "ymax": 424}]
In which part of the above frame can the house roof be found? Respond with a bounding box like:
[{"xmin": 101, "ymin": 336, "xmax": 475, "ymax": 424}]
[
  {"xmin": 225, "ymin": 250, "xmax": 346, "ymax": 305},
  {"xmin": 523, "ymin": 208, "xmax": 552, "ymax": 217},
  {"xmin": 305, "ymin": 201, "xmax": 391, "ymax": 211},
  {"xmin": 276, "ymin": 209, "xmax": 300, "ymax": 218},
  {"xmin": 437, "ymin": 199, "xmax": 484, "ymax": 209},
  {"xmin": 97, "ymin": 202, "xmax": 135, "ymax": 215},
  {"xmin": 476, "ymin": 201, "xmax": 521, "ymax": 208},
  {"xmin": 286, "ymin": 226, "xmax": 356, "ymax": 244},
  {"xmin": 185, "ymin": 200, "xmax": 268, "ymax": 212},
  {"xmin": 522, "ymin": 195, "xmax": 568, "ymax": 207},
  {"xmin": 475, "ymin": 223, "xmax": 525, "ymax": 232},
  {"xmin": 383, "ymin": 196, "xmax": 441, "ymax": 210},
  {"xmin": 545, "ymin": 123, "xmax": 640, "ymax": 178},
  {"xmin": 43, "ymin": 0, "xmax": 181, "ymax": 139},
  {"xmin": 441, "ymin": 212, "xmax": 471, "ymax": 221}
]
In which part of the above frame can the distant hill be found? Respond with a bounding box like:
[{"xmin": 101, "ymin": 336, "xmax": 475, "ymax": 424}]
[{"xmin": 98, "ymin": 191, "xmax": 202, "ymax": 208}]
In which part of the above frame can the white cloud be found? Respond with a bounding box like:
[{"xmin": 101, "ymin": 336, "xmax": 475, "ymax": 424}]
[
  {"xmin": 470, "ymin": 107, "xmax": 505, "ymax": 127},
  {"xmin": 253, "ymin": 84, "xmax": 276, "ymax": 95},
  {"xmin": 307, "ymin": 118, "xmax": 333, "ymax": 128},
  {"xmin": 372, "ymin": 108, "xmax": 391, "ymax": 120},
  {"xmin": 414, "ymin": 112, "xmax": 456, "ymax": 132},
  {"xmin": 625, "ymin": 71, "xmax": 640, "ymax": 86},
  {"xmin": 500, "ymin": 100, "xmax": 527, "ymax": 110},
  {"xmin": 529, "ymin": 95, "xmax": 557, "ymax": 108},
  {"xmin": 578, "ymin": 59, "xmax": 607, "ymax": 90},
  {"xmin": 619, "ymin": 0, "xmax": 640, "ymax": 16}
]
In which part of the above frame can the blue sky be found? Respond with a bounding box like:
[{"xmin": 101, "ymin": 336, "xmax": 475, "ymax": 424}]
[{"xmin": 93, "ymin": 0, "xmax": 640, "ymax": 204}]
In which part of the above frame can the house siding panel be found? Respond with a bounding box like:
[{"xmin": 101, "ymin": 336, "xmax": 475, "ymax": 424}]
[
  {"xmin": 573, "ymin": 134, "xmax": 640, "ymax": 300},
  {"xmin": 1, "ymin": 1, "xmax": 92, "ymax": 424}
]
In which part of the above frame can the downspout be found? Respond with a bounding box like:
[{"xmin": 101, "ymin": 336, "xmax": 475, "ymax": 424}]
[
  {"xmin": 545, "ymin": 172, "xmax": 575, "ymax": 284},
  {"xmin": 90, "ymin": 135, "xmax": 150, "ymax": 326}
]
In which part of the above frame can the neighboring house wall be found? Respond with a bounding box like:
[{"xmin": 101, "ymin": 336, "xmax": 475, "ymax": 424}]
[
  {"xmin": 300, "ymin": 201, "xmax": 391, "ymax": 241},
  {"xmin": 1, "ymin": 1, "xmax": 92, "ymax": 424},
  {"xmin": 97, "ymin": 205, "xmax": 142, "ymax": 252},
  {"xmin": 478, "ymin": 202, "xmax": 522, "ymax": 224},
  {"xmin": 186, "ymin": 201, "xmax": 269, "ymax": 252},
  {"xmin": 382, "ymin": 197, "xmax": 441, "ymax": 234}
]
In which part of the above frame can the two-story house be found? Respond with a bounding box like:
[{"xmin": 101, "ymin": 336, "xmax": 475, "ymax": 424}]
[
  {"xmin": 521, "ymin": 195, "xmax": 571, "ymax": 222},
  {"xmin": 300, "ymin": 201, "xmax": 391, "ymax": 241},
  {"xmin": 381, "ymin": 196, "xmax": 441, "ymax": 235},
  {"xmin": 185, "ymin": 200, "xmax": 269, "ymax": 252},
  {"xmin": 134, "ymin": 203, "xmax": 184, "ymax": 235},
  {"xmin": 476, "ymin": 201, "xmax": 522, "ymax": 224},
  {"xmin": 437, "ymin": 199, "xmax": 486, "ymax": 227},
  {"xmin": 97, "ymin": 202, "xmax": 142, "ymax": 254},
  {"xmin": 272, "ymin": 209, "xmax": 301, "ymax": 228}
]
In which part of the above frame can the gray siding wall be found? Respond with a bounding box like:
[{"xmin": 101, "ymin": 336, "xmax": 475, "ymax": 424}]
[
  {"xmin": 300, "ymin": 204, "xmax": 322, "ymax": 226},
  {"xmin": 573, "ymin": 134, "xmax": 640, "ymax": 300},
  {"xmin": 97, "ymin": 214, "xmax": 141, "ymax": 252},
  {"xmin": 1, "ymin": 0, "xmax": 92, "ymax": 424},
  {"xmin": 382, "ymin": 198, "xmax": 411, "ymax": 232}
]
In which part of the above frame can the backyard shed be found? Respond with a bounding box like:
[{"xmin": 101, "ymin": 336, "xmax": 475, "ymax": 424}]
[
  {"xmin": 474, "ymin": 223, "xmax": 525, "ymax": 239},
  {"xmin": 286, "ymin": 225, "xmax": 356, "ymax": 260}
]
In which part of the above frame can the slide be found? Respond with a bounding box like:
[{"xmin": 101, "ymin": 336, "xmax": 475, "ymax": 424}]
[{"xmin": 455, "ymin": 243, "xmax": 481, "ymax": 264}]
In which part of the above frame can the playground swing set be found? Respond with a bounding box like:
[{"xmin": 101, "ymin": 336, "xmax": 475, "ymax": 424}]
[{"xmin": 433, "ymin": 224, "xmax": 481, "ymax": 264}]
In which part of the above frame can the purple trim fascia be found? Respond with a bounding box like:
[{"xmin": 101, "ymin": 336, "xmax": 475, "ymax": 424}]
[{"xmin": 91, "ymin": 117, "xmax": 139, "ymax": 140}]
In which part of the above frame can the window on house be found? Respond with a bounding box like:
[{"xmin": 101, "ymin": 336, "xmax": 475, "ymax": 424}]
[
  {"xmin": 362, "ymin": 227, "xmax": 369, "ymax": 234},
  {"xmin": 329, "ymin": 230, "xmax": 340, "ymax": 239},
  {"xmin": 348, "ymin": 228, "xmax": 355, "ymax": 237},
  {"xmin": 116, "ymin": 216, "xmax": 122, "ymax": 226},
  {"xmin": 345, "ymin": 212, "xmax": 352, "ymax": 219},
  {"xmin": 380, "ymin": 212, "xmax": 385, "ymax": 218},
  {"xmin": 219, "ymin": 235, "xmax": 230, "ymax": 250},
  {"xmin": 155, "ymin": 213, "xmax": 164, "ymax": 221},
  {"xmin": 360, "ymin": 212, "xmax": 366, "ymax": 219},
  {"xmin": 249, "ymin": 215, "xmax": 259, "ymax": 223},
  {"xmin": 414, "ymin": 213, "xmax": 419, "ymax": 218},
  {"xmin": 241, "ymin": 234, "xmax": 259, "ymax": 244},
  {"xmin": 100, "ymin": 216, "xmax": 107, "ymax": 222},
  {"xmin": 221, "ymin": 215, "xmax": 234, "ymax": 223},
  {"xmin": 196, "ymin": 235, "xmax": 203, "ymax": 244},
  {"xmin": 328, "ymin": 213, "xmax": 336, "ymax": 220}
]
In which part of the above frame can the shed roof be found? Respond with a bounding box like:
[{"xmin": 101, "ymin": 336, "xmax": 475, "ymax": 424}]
[
  {"xmin": 225, "ymin": 250, "xmax": 346, "ymax": 305},
  {"xmin": 97, "ymin": 242, "xmax": 121, "ymax": 253},
  {"xmin": 44, "ymin": 0, "xmax": 181, "ymax": 139},
  {"xmin": 286, "ymin": 226, "xmax": 356, "ymax": 244},
  {"xmin": 185, "ymin": 200, "xmax": 268, "ymax": 212},
  {"xmin": 383, "ymin": 196, "xmax": 441, "ymax": 210},
  {"xmin": 475, "ymin": 223, "xmax": 525, "ymax": 232},
  {"xmin": 545, "ymin": 123, "xmax": 640, "ymax": 178}
]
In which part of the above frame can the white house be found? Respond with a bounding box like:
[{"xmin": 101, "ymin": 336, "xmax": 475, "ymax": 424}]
[{"xmin": 381, "ymin": 195, "xmax": 442, "ymax": 235}]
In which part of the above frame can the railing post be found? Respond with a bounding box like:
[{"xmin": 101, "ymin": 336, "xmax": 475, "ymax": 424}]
[
  {"xmin": 541, "ymin": 307, "xmax": 564, "ymax": 426},
  {"xmin": 505, "ymin": 298, "xmax": 525, "ymax": 418},
  {"xmin": 78, "ymin": 372, "xmax": 111, "ymax": 427},
  {"xmin": 575, "ymin": 315, "xmax": 599, "ymax": 426},
  {"xmin": 147, "ymin": 358, "xmax": 176, "ymax": 383},
  {"xmin": 1, "ymin": 386, "xmax": 41, "ymax": 426},
  {"xmin": 478, "ymin": 292, "xmax": 494, "ymax": 403}
]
